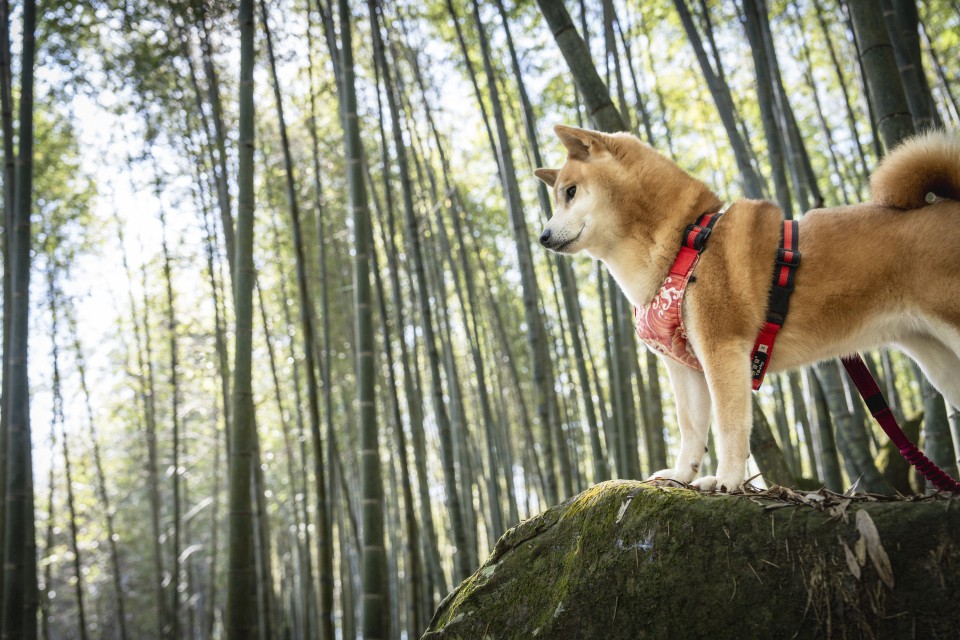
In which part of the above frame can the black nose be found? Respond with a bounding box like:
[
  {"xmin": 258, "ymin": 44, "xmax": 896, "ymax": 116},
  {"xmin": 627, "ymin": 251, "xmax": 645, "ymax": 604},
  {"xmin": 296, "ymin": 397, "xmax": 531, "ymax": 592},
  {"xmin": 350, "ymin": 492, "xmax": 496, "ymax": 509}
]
[{"xmin": 539, "ymin": 228, "xmax": 552, "ymax": 246}]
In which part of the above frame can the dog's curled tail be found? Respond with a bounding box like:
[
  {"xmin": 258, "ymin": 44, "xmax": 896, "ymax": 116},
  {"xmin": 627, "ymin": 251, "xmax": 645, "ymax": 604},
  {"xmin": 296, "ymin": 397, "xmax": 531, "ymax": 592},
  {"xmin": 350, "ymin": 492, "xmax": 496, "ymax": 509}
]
[{"xmin": 870, "ymin": 130, "xmax": 960, "ymax": 209}]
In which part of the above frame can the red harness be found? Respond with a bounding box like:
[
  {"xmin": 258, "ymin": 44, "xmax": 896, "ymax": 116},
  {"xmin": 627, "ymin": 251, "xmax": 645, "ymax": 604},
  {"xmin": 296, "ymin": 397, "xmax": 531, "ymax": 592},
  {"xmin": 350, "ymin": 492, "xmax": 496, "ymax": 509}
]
[
  {"xmin": 634, "ymin": 211, "xmax": 960, "ymax": 492},
  {"xmin": 633, "ymin": 211, "xmax": 722, "ymax": 371},
  {"xmin": 633, "ymin": 211, "xmax": 798, "ymax": 389}
]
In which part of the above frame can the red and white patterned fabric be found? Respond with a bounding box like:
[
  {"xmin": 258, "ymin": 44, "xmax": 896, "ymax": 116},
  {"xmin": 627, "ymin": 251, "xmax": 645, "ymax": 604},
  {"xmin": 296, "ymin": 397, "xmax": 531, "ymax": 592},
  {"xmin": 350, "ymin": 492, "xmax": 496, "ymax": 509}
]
[{"xmin": 634, "ymin": 257, "xmax": 703, "ymax": 370}]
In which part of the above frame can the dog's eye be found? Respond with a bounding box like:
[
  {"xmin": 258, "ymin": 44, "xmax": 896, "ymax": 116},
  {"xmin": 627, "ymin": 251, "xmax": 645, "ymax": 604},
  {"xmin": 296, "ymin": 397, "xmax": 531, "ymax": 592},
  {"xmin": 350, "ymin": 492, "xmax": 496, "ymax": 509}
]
[{"xmin": 565, "ymin": 185, "xmax": 577, "ymax": 202}]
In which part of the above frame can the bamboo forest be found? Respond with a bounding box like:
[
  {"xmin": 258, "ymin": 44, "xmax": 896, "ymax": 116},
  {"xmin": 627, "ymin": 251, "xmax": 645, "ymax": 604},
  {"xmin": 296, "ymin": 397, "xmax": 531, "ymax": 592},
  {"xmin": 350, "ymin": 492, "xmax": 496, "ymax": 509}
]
[{"xmin": 2, "ymin": 0, "xmax": 960, "ymax": 638}]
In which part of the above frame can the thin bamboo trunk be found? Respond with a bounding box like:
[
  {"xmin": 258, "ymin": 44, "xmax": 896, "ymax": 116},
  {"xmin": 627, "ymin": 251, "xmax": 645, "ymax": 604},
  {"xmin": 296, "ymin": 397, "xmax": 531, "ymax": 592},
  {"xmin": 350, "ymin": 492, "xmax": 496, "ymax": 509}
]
[
  {"xmin": 338, "ymin": 0, "xmax": 389, "ymax": 635},
  {"xmin": 791, "ymin": 1, "xmax": 853, "ymax": 205},
  {"xmin": 750, "ymin": 397, "xmax": 797, "ymax": 487},
  {"xmin": 383, "ymin": 1, "xmax": 472, "ymax": 586},
  {"xmin": 0, "ymin": 0, "xmax": 15, "ymax": 597},
  {"xmin": 258, "ymin": 3, "xmax": 333, "ymax": 636},
  {"xmin": 225, "ymin": 0, "xmax": 259, "ymax": 635},
  {"xmin": 812, "ymin": 0, "xmax": 871, "ymax": 191},
  {"xmin": 199, "ymin": 196, "xmax": 226, "ymax": 640},
  {"xmin": 788, "ymin": 371, "xmax": 818, "ymax": 484},
  {"xmin": 806, "ymin": 369, "xmax": 844, "ymax": 491},
  {"xmin": 772, "ymin": 377, "xmax": 800, "ymax": 478},
  {"xmin": 742, "ymin": 0, "xmax": 794, "ymax": 218},
  {"xmin": 496, "ymin": 0, "xmax": 610, "ymax": 482},
  {"xmin": 393, "ymin": 8, "xmax": 553, "ymax": 504},
  {"xmin": 815, "ymin": 361, "xmax": 892, "ymax": 493},
  {"xmin": 846, "ymin": 0, "xmax": 915, "ymax": 153},
  {"xmin": 46, "ymin": 270, "xmax": 88, "ymax": 640},
  {"xmin": 192, "ymin": 0, "xmax": 235, "ymax": 279},
  {"xmin": 256, "ymin": 273, "xmax": 309, "ymax": 638},
  {"xmin": 304, "ymin": 5, "xmax": 343, "ymax": 635},
  {"xmin": 881, "ymin": 0, "xmax": 941, "ymax": 129},
  {"xmin": 368, "ymin": 204, "xmax": 422, "ymax": 638},
  {"xmin": 153, "ymin": 168, "xmax": 183, "ymax": 640},
  {"xmin": 1, "ymin": 0, "xmax": 37, "ymax": 635},
  {"xmin": 535, "ymin": 0, "xmax": 626, "ymax": 133},
  {"xmin": 919, "ymin": 20, "xmax": 960, "ymax": 126},
  {"xmin": 116, "ymin": 209, "xmax": 167, "ymax": 637},
  {"xmin": 63, "ymin": 295, "xmax": 128, "ymax": 640},
  {"xmin": 670, "ymin": 0, "xmax": 764, "ymax": 198},
  {"xmin": 39, "ymin": 425, "xmax": 54, "ymax": 640},
  {"xmin": 467, "ymin": 0, "xmax": 571, "ymax": 500},
  {"xmin": 366, "ymin": 24, "xmax": 449, "ymax": 608}
]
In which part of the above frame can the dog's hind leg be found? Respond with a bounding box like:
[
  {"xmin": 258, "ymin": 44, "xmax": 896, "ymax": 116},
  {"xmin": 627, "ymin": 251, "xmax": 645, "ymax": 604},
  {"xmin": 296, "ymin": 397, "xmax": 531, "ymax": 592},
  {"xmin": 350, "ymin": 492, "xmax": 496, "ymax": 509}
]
[
  {"xmin": 647, "ymin": 358, "xmax": 711, "ymax": 485},
  {"xmin": 693, "ymin": 340, "xmax": 754, "ymax": 492},
  {"xmin": 896, "ymin": 333, "xmax": 960, "ymax": 412}
]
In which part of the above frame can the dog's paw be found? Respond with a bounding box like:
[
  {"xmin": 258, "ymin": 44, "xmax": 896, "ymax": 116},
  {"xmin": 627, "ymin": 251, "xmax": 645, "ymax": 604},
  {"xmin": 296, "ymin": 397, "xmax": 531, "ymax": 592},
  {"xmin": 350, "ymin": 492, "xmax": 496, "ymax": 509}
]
[
  {"xmin": 691, "ymin": 475, "xmax": 743, "ymax": 493},
  {"xmin": 646, "ymin": 468, "xmax": 696, "ymax": 485}
]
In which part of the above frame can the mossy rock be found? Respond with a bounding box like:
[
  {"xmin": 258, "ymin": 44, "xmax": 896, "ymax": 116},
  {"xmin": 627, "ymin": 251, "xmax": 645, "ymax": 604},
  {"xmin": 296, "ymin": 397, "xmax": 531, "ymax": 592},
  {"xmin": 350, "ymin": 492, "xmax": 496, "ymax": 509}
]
[{"xmin": 423, "ymin": 480, "xmax": 960, "ymax": 639}]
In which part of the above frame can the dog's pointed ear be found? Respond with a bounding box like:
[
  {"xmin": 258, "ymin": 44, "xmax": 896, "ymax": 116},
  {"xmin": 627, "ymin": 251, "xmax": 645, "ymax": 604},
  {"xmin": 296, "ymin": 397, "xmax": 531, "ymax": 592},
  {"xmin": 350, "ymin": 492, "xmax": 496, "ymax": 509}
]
[
  {"xmin": 534, "ymin": 168, "xmax": 559, "ymax": 187},
  {"xmin": 554, "ymin": 124, "xmax": 607, "ymax": 161}
]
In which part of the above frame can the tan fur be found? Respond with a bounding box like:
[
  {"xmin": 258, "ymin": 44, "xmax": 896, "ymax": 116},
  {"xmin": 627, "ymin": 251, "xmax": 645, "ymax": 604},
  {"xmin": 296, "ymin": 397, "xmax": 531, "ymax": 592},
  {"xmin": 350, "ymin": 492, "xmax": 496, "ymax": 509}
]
[
  {"xmin": 871, "ymin": 130, "xmax": 960, "ymax": 208},
  {"xmin": 537, "ymin": 125, "xmax": 960, "ymax": 492}
]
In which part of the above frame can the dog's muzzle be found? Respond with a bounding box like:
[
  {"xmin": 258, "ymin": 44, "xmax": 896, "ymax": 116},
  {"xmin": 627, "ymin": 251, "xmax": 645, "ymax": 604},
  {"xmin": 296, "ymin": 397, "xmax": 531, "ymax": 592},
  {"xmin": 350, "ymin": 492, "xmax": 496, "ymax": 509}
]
[{"xmin": 539, "ymin": 224, "xmax": 583, "ymax": 252}]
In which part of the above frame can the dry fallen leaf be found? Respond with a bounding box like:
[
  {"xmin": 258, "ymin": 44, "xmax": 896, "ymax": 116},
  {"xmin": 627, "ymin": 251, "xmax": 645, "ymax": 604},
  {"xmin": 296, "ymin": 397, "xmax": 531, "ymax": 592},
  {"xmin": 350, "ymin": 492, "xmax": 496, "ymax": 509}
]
[
  {"xmin": 841, "ymin": 538, "xmax": 861, "ymax": 580},
  {"xmin": 856, "ymin": 510, "xmax": 894, "ymax": 589}
]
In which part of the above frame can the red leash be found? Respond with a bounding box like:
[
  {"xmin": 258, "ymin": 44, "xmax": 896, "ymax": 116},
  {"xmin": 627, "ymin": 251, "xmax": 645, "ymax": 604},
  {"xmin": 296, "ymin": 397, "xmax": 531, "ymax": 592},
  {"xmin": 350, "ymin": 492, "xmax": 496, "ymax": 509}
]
[{"xmin": 841, "ymin": 355, "xmax": 960, "ymax": 493}]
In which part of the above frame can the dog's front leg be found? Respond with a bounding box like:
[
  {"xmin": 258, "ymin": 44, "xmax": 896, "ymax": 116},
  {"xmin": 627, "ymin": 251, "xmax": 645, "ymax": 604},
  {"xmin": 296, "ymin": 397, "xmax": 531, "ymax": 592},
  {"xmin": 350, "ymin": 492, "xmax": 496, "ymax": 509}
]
[
  {"xmin": 647, "ymin": 358, "xmax": 711, "ymax": 484},
  {"xmin": 693, "ymin": 341, "xmax": 753, "ymax": 492}
]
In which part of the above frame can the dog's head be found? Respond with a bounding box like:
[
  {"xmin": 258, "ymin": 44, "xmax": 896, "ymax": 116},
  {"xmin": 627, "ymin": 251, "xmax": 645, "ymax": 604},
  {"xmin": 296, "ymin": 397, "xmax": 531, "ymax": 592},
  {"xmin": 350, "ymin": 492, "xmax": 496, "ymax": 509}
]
[{"xmin": 536, "ymin": 125, "xmax": 721, "ymax": 261}]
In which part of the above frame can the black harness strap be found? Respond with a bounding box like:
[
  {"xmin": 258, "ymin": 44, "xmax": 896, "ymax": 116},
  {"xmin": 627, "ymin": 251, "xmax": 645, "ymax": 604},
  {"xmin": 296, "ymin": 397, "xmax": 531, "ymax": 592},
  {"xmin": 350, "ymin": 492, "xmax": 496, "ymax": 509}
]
[{"xmin": 750, "ymin": 219, "xmax": 800, "ymax": 389}]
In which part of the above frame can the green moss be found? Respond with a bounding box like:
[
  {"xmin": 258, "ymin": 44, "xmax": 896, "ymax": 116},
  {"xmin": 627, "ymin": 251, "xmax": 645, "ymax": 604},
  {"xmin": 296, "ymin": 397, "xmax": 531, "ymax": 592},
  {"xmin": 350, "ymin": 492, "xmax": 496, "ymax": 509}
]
[{"xmin": 424, "ymin": 482, "xmax": 960, "ymax": 639}]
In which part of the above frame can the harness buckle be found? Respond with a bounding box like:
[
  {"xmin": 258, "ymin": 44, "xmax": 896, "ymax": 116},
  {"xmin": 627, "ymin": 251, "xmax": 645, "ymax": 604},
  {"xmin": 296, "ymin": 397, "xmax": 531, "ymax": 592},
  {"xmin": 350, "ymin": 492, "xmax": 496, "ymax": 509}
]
[
  {"xmin": 683, "ymin": 223, "xmax": 711, "ymax": 251},
  {"xmin": 776, "ymin": 247, "xmax": 801, "ymax": 267}
]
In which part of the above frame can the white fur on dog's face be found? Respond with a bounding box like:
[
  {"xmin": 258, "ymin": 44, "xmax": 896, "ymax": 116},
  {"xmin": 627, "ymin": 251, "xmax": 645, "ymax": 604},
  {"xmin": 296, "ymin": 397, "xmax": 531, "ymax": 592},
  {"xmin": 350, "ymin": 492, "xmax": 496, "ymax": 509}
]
[
  {"xmin": 541, "ymin": 177, "xmax": 594, "ymax": 255},
  {"xmin": 536, "ymin": 162, "xmax": 619, "ymax": 259}
]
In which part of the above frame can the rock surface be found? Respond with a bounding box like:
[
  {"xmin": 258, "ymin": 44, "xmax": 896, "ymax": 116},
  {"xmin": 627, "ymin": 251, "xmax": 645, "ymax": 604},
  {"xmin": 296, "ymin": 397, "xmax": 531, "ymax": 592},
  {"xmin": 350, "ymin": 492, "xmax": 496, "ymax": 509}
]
[{"xmin": 423, "ymin": 480, "xmax": 960, "ymax": 639}]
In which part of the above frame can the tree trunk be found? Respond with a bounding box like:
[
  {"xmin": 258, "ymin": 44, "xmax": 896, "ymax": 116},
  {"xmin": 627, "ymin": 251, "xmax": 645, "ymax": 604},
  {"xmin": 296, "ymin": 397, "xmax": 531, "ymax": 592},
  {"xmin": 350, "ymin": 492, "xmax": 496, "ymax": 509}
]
[
  {"xmin": 881, "ymin": 0, "xmax": 941, "ymax": 130},
  {"xmin": 460, "ymin": 0, "xmax": 571, "ymax": 503},
  {"xmin": 46, "ymin": 270, "xmax": 88, "ymax": 640},
  {"xmin": 493, "ymin": 0, "xmax": 608, "ymax": 485},
  {"xmin": 920, "ymin": 378, "xmax": 960, "ymax": 487},
  {"xmin": 812, "ymin": 0, "xmax": 871, "ymax": 191},
  {"xmin": 338, "ymin": 0, "xmax": 389, "ymax": 636},
  {"xmin": 534, "ymin": 0, "xmax": 626, "ymax": 132},
  {"xmin": 366, "ymin": 12, "xmax": 449, "ymax": 605},
  {"xmin": 815, "ymin": 361, "xmax": 892, "ymax": 493},
  {"xmin": 750, "ymin": 396, "xmax": 797, "ymax": 487},
  {"xmin": 199, "ymin": 194, "xmax": 227, "ymax": 640},
  {"xmin": 258, "ymin": 3, "xmax": 334, "ymax": 636},
  {"xmin": 424, "ymin": 481, "xmax": 960, "ymax": 639},
  {"xmin": 225, "ymin": 0, "xmax": 259, "ymax": 636},
  {"xmin": 115, "ymin": 210, "xmax": 167, "ymax": 637},
  {"xmin": 0, "ymin": 2, "xmax": 15, "ymax": 604},
  {"xmin": 846, "ymin": 0, "xmax": 914, "ymax": 153},
  {"xmin": 671, "ymin": 0, "xmax": 764, "ymax": 198},
  {"xmin": 64, "ymin": 295, "xmax": 128, "ymax": 640},
  {"xmin": 154, "ymin": 166, "xmax": 184, "ymax": 640},
  {"xmin": 806, "ymin": 368, "xmax": 844, "ymax": 492},
  {"xmin": 367, "ymin": 191, "xmax": 422, "ymax": 639},
  {"xmin": 191, "ymin": 0, "xmax": 235, "ymax": 281},
  {"xmin": 741, "ymin": 0, "xmax": 793, "ymax": 217},
  {"xmin": 2, "ymin": 0, "xmax": 38, "ymax": 636}
]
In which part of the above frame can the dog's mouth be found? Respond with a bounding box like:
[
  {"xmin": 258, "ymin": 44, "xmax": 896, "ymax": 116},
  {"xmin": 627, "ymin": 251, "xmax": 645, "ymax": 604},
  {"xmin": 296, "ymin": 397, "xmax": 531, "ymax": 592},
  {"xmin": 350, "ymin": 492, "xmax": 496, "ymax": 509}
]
[{"xmin": 551, "ymin": 225, "xmax": 585, "ymax": 253}]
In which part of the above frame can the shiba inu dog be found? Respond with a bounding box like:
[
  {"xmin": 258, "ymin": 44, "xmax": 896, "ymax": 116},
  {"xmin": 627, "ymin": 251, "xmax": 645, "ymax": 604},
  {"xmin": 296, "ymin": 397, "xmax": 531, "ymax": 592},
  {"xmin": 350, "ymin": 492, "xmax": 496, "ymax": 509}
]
[{"xmin": 536, "ymin": 125, "xmax": 960, "ymax": 492}]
